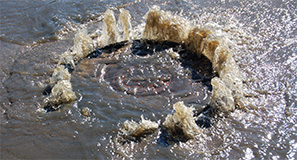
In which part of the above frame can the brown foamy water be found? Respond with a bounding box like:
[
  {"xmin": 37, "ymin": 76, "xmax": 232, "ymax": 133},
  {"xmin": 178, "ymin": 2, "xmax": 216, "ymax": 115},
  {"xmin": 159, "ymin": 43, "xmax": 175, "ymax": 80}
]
[{"xmin": 1, "ymin": 0, "xmax": 296, "ymax": 159}]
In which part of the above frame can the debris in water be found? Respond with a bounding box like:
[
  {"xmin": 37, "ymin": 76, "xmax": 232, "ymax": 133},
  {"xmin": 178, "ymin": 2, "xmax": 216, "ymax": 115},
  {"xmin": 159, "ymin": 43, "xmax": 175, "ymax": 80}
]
[{"xmin": 81, "ymin": 107, "xmax": 92, "ymax": 117}]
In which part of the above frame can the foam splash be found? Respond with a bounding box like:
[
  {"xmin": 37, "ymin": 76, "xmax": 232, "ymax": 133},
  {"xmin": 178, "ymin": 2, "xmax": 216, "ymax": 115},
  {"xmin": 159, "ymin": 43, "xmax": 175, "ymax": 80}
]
[
  {"xmin": 42, "ymin": 9, "xmax": 131, "ymax": 111},
  {"xmin": 72, "ymin": 28, "xmax": 93, "ymax": 60},
  {"xmin": 163, "ymin": 101, "xmax": 201, "ymax": 140},
  {"xmin": 118, "ymin": 115, "xmax": 159, "ymax": 143},
  {"xmin": 143, "ymin": 6, "xmax": 189, "ymax": 43},
  {"xmin": 57, "ymin": 51, "xmax": 75, "ymax": 72},
  {"xmin": 44, "ymin": 80, "xmax": 76, "ymax": 111},
  {"xmin": 42, "ymin": 6, "xmax": 244, "ymax": 143},
  {"xmin": 49, "ymin": 65, "xmax": 71, "ymax": 86},
  {"xmin": 210, "ymin": 77, "xmax": 235, "ymax": 113},
  {"xmin": 43, "ymin": 28, "xmax": 94, "ymax": 111},
  {"xmin": 142, "ymin": 6, "xmax": 244, "ymax": 112},
  {"xmin": 118, "ymin": 8, "xmax": 132, "ymax": 41},
  {"xmin": 100, "ymin": 9, "xmax": 119, "ymax": 46}
]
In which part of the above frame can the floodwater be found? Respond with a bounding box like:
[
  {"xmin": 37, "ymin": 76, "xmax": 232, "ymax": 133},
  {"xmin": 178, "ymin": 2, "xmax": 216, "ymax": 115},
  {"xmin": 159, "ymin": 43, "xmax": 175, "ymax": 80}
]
[{"xmin": 1, "ymin": 0, "xmax": 296, "ymax": 159}]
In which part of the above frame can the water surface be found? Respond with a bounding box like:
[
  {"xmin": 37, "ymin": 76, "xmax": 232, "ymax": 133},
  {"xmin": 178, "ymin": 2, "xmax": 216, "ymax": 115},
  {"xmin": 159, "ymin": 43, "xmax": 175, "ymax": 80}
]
[{"xmin": 0, "ymin": 0, "xmax": 296, "ymax": 159}]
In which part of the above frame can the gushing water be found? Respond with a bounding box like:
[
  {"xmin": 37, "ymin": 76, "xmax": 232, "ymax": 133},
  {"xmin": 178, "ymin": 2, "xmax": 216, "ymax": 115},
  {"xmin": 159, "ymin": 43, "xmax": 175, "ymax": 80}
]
[{"xmin": 0, "ymin": 1, "xmax": 296, "ymax": 159}]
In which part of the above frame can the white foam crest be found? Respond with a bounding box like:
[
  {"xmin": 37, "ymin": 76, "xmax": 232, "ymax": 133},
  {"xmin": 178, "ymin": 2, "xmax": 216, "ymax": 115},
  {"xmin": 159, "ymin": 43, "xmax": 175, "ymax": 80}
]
[
  {"xmin": 50, "ymin": 65, "xmax": 71, "ymax": 86},
  {"xmin": 163, "ymin": 101, "xmax": 202, "ymax": 140},
  {"xmin": 142, "ymin": 6, "xmax": 190, "ymax": 43},
  {"xmin": 45, "ymin": 80, "xmax": 77, "ymax": 110},
  {"xmin": 100, "ymin": 9, "xmax": 119, "ymax": 46},
  {"xmin": 118, "ymin": 8, "xmax": 132, "ymax": 41},
  {"xmin": 119, "ymin": 115, "xmax": 159, "ymax": 141},
  {"xmin": 72, "ymin": 28, "xmax": 93, "ymax": 60},
  {"xmin": 142, "ymin": 7, "xmax": 245, "ymax": 111}
]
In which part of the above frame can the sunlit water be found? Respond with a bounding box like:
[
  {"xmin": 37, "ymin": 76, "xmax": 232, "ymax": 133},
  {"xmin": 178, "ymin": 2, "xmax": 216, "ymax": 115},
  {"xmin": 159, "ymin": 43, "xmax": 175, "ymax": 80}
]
[{"xmin": 1, "ymin": 0, "xmax": 296, "ymax": 159}]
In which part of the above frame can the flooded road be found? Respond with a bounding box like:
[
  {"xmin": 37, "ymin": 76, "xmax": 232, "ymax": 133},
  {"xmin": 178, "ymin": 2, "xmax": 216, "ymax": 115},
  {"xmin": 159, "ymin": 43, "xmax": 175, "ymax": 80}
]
[{"xmin": 1, "ymin": 0, "xmax": 296, "ymax": 159}]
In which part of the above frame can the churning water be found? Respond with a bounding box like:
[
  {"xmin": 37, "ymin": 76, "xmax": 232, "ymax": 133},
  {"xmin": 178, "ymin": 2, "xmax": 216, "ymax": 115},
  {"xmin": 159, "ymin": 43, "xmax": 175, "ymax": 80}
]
[{"xmin": 0, "ymin": 0, "xmax": 296, "ymax": 159}]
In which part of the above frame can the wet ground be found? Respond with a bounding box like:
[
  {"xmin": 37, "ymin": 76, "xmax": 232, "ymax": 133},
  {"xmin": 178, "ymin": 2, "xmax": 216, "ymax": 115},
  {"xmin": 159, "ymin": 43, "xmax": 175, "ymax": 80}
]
[{"xmin": 1, "ymin": 0, "xmax": 296, "ymax": 159}]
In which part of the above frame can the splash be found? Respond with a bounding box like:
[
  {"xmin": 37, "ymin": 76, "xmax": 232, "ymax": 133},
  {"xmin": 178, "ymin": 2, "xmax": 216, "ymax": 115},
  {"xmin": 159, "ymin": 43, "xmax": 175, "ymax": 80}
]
[
  {"xmin": 142, "ymin": 6, "xmax": 189, "ymax": 43},
  {"xmin": 118, "ymin": 115, "xmax": 159, "ymax": 143},
  {"xmin": 43, "ymin": 65, "xmax": 76, "ymax": 111},
  {"xmin": 72, "ymin": 28, "xmax": 94, "ymax": 60},
  {"xmin": 42, "ymin": 7, "xmax": 244, "ymax": 144},
  {"xmin": 44, "ymin": 80, "xmax": 76, "ymax": 111},
  {"xmin": 42, "ymin": 9, "xmax": 132, "ymax": 111},
  {"xmin": 163, "ymin": 101, "xmax": 201, "ymax": 140},
  {"xmin": 210, "ymin": 77, "xmax": 235, "ymax": 113},
  {"xmin": 100, "ymin": 9, "xmax": 119, "ymax": 46},
  {"xmin": 118, "ymin": 8, "xmax": 132, "ymax": 41},
  {"xmin": 142, "ymin": 7, "xmax": 244, "ymax": 112},
  {"xmin": 42, "ymin": 28, "xmax": 94, "ymax": 111}
]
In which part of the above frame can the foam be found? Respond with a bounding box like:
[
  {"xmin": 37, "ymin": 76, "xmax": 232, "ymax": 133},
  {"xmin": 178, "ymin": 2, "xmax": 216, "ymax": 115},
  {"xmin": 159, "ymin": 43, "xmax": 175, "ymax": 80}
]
[
  {"xmin": 42, "ymin": 7, "xmax": 245, "ymax": 142},
  {"xmin": 45, "ymin": 80, "xmax": 76, "ymax": 110},
  {"xmin": 163, "ymin": 101, "xmax": 202, "ymax": 140},
  {"xmin": 49, "ymin": 65, "xmax": 71, "ymax": 86},
  {"xmin": 186, "ymin": 28, "xmax": 212, "ymax": 58},
  {"xmin": 118, "ymin": 8, "xmax": 131, "ymax": 41},
  {"xmin": 119, "ymin": 115, "xmax": 159, "ymax": 142},
  {"xmin": 43, "ymin": 28, "xmax": 93, "ymax": 110},
  {"xmin": 72, "ymin": 28, "xmax": 93, "ymax": 60},
  {"xmin": 142, "ymin": 6, "xmax": 244, "ymax": 111},
  {"xmin": 210, "ymin": 77, "xmax": 235, "ymax": 113},
  {"xmin": 57, "ymin": 51, "xmax": 75, "ymax": 71},
  {"xmin": 142, "ymin": 6, "xmax": 189, "ymax": 43},
  {"xmin": 101, "ymin": 9, "xmax": 119, "ymax": 46}
]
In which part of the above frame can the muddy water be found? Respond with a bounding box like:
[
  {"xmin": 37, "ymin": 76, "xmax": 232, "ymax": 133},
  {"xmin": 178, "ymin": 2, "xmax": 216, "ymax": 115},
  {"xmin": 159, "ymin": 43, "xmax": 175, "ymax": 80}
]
[{"xmin": 1, "ymin": 0, "xmax": 297, "ymax": 159}]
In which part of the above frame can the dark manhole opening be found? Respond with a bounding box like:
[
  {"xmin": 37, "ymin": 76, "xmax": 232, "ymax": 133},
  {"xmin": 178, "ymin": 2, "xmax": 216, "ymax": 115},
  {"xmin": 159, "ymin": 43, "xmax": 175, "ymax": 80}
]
[
  {"xmin": 88, "ymin": 39, "xmax": 216, "ymax": 92},
  {"xmin": 44, "ymin": 39, "xmax": 216, "ymax": 130},
  {"xmin": 87, "ymin": 39, "xmax": 216, "ymax": 131}
]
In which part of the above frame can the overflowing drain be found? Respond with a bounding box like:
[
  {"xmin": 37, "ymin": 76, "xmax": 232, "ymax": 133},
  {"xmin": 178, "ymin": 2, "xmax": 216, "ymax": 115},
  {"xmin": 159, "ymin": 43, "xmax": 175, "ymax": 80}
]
[
  {"xmin": 112, "ymin": 64, "xmax": 172, "ymax": 96},
  {"xmin": 84, "ymin": 40, "xmax": 214, "ymax": 97},
  {"xmin": 42, "ymin": 7, "xmax": 244, "ymax": 144}
]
